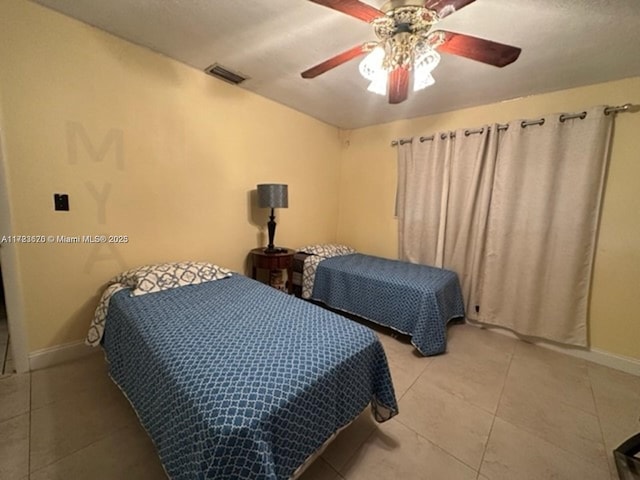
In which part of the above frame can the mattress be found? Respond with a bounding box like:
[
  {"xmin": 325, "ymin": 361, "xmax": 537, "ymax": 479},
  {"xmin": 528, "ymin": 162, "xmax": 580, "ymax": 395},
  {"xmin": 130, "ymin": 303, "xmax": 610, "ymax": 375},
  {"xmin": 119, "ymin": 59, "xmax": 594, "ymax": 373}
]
[
  {"xmin": 101, "ymin": 275, "xmax": 398, "ymax": 479},
  {"xmin": 303, "ymin": 253, "xmax": 465, "ymax": 355}
]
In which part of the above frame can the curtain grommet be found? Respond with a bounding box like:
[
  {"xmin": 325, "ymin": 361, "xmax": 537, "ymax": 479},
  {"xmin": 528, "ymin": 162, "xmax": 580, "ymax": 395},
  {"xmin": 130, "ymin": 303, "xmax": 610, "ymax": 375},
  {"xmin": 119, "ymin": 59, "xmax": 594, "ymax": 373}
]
[{"xmin": 522, "ymin": 119, "xmax": 545, "ymax": 128}]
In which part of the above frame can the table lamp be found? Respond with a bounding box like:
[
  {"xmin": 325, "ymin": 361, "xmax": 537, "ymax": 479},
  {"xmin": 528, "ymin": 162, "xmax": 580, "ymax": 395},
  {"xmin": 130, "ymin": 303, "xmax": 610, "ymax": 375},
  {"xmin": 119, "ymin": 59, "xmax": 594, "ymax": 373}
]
[{"xmin": 257, "ymin": 184, "xmax": 288, "ymax": 253}]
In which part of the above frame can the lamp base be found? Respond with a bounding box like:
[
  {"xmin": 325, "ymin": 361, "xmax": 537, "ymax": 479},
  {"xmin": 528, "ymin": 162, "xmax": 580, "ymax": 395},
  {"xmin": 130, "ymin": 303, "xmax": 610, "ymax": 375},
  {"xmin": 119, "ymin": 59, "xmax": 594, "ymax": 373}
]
[{"xmin": 263, "ymin": 247, "xmax": 288, "ymax": 254}]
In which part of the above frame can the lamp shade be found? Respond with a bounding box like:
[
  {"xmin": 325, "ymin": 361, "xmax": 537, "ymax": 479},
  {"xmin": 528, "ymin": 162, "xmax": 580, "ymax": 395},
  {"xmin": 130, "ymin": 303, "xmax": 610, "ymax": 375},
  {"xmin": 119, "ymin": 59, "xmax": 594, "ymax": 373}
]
[{"xmin": 257, "ymin": 184, "xmax": 288, "ymax": 209}]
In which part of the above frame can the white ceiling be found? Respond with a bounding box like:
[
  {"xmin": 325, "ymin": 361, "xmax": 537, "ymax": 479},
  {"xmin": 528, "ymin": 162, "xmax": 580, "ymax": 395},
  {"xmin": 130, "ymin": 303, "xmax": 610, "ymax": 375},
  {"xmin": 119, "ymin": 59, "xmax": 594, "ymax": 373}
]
[{"xmin": 32, "ymin": 0, "xmax": 640, "ymax": 129}]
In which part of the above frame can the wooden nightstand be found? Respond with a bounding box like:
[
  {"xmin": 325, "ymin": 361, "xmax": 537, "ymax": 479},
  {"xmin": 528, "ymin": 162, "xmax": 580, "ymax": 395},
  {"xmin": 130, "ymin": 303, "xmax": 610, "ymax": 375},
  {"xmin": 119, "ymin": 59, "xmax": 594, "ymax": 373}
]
[{"xmin": 250, "ymin": 247, "xmax": 296, "ymax": 293}]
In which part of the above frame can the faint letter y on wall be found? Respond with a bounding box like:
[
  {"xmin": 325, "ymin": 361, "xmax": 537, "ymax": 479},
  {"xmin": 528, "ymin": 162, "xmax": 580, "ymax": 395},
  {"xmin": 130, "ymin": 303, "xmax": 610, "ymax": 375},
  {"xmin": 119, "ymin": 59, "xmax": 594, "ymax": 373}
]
[{"xmin": 85, "ymin": 182, "xmax": 112, "ymax": 225}]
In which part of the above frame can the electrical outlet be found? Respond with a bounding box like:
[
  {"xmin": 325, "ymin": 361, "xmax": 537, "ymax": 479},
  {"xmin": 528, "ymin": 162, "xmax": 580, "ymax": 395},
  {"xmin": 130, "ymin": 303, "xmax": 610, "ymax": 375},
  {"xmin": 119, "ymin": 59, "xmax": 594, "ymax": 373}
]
[{"xmin": 54, "ymin": 193, "xmax": 69, "ymax": 211}]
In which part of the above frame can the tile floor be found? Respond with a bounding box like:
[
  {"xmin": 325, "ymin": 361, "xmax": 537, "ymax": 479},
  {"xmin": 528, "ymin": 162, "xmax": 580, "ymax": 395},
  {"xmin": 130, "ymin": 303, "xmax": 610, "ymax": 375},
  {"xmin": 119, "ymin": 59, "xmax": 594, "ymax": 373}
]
[{"xmin": 1, "ymin": 323, "xmax": 639, "ymax": 480}]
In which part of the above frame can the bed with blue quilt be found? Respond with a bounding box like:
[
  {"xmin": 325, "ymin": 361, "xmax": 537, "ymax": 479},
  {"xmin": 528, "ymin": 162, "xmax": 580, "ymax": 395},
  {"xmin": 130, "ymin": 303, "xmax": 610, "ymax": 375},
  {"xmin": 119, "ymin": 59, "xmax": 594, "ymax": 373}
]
[
  {"xmin": 85, "ymin": 262, "xmax": 398, "ymax": 480},
  {"xmin": 293, "ymin": 246, "xmax": 465, "ymax": 356}
]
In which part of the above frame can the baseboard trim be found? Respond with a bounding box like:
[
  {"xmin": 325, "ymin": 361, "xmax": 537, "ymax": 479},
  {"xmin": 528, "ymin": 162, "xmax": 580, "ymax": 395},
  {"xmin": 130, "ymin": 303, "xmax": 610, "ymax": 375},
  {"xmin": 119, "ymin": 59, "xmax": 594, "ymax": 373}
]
[
  {"xmin": 572, "ymin": 348, "xmax": 640, "ymax": 377},
  {"xmin": 29, "ymin": 340, "xmax": 96, "ymax": 371},
  {"xmin": 467, "ymin": 322, "xmax": 640, "ymax": 377}
]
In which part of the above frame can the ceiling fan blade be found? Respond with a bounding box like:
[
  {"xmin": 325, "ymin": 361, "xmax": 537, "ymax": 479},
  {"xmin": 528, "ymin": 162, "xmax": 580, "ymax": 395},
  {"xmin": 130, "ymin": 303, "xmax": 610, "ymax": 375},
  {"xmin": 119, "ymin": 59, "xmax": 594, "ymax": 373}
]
[
  {"xmin": 388, "ymin": 67, "xmax": 409, "ymax": 104},
  {"xmin": 301, "ymin": 44, "xmax": 367, "ymax": 79},
  {"xmin": 436, "ymin": 31, "xmax": 521, "ymax": 67},
  {"xmin": 309, "ymin": 0, "xmax": 385, "ymax": 22},
  {"xmin": 424, "ymin": 0, "xmax": 477, "ymax": 19}
]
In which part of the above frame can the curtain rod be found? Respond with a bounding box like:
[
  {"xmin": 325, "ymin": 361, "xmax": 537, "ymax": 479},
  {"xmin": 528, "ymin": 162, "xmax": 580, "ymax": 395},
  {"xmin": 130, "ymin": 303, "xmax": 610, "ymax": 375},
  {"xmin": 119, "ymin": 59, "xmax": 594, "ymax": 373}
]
[{"xmin": 390, "ymin": 103, "xmax": 635, "ymax": 147}]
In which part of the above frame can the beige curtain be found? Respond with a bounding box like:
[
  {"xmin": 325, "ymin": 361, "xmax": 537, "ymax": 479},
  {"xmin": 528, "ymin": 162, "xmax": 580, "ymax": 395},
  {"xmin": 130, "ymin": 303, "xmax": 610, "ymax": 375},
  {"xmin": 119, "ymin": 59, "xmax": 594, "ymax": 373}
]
[
  {"xmin": 477, "ymin": 107, "xmax": 613, "ymax": 346},
  {"xmin": 396, "ymin": 134, "xmax": 453, "ymax": 267},
  {"xmin": 396, "ymin": 106, "xmax": 613, "ymax": 346},
  {"xmin": 442, "ymin": 127, "xmax": 501, "ymax": 316},
  {"xmin": 397, "ymin": 128, "xmax": 500, "ymax": 310}
]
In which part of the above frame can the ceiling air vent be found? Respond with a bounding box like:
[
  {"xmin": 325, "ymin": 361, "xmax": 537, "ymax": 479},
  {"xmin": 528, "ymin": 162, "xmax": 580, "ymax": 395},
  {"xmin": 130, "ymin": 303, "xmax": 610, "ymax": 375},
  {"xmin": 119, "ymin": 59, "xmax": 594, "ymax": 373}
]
[{"xmin": 204, "ymin": 64, "xmax": 248, "ymax": 85}]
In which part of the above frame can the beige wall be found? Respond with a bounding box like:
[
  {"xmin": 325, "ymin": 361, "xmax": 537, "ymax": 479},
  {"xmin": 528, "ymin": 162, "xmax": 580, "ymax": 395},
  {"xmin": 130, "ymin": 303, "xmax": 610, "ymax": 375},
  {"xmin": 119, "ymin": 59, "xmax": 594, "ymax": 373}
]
[
  {"xmin": 337, "ymin": 77, "xmax": 640, "ymax": 360},
  {"xmin": 0, "ymin": 1, "xmax": 342, "ymax": 352}
]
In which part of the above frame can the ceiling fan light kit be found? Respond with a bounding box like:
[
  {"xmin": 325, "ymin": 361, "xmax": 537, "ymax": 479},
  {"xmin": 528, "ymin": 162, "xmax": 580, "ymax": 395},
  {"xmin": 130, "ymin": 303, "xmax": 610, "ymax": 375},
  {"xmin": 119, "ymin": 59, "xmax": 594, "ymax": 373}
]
[{"xmin": 303, "ymin": 0, "xmax": 522, "ymax": 104}]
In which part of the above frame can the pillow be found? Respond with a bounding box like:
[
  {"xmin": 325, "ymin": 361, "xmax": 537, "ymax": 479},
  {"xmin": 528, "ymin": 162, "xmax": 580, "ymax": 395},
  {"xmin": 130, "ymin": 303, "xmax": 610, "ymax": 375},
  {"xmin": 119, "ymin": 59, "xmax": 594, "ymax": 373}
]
[
  {"xmin": 297, "ymin": 244, "xmax": 356, "ymax": 258},
  {"xmin": 114, "ymin": 261, "xmax": 232, "ymax": 296},
  {"xmin": 85, "ymin": 261, "xmax": 232, "ymax": 347}
]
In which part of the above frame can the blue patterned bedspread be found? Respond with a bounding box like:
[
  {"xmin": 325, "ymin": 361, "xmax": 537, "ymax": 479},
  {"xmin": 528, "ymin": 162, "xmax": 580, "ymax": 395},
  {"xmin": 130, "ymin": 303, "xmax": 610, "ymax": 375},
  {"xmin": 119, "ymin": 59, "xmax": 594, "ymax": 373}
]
[
  {"xmin": 311, "ymin": 254, "xmax": 465, "ymax": 356},
  {"xmin": 102, "ymin": 275, "xmax": 397, "ymax": 480}
]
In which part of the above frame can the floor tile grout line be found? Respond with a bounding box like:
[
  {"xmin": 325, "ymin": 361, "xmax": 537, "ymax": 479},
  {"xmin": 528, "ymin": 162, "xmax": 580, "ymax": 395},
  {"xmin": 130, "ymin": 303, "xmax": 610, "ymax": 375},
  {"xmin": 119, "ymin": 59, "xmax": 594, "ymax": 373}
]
[
  {"xmin": 326, "ymin": 340, "xmax": 431, "ymax": 476},
  {"xmin": 319, "ymin": 456, "xmax": 345, "ymax": 479},
  {"xmin": 0, "ymin": 408, "xmax": 30, "ymax": 424},
  {"xmin": 27, "ymin": 421, "xmax": 136, "ymax": 476},
  {"xmin": 392, "ymin": 332, "xmax": 520, "ymax": 476},
  {"xmin": 492, "ymin": 341, "xmax": 610, "ymax": 473},
  {"xmin": 394, "ymin": 374, "xmax": 494, "ymax": 474},
  {"xmin": 493, "ymin": 364, "xmax": 611, "ymax": 467},
  {"xmin": 495, "ymin": 414, "xmax": 612, "ymax": 475},
  {"xmin": 391, "ymin": 415, "xmax": 482, "ymax": 474},
  {"xmin": 587, "ymin": 365, "xmax": 617, "ymax": 479},
  {"xmin": 475, "ymin": 343, "xmax": 516, "ymax": 478},
  {"xmin": 507, "ymin": 349, "xmax": 602, "ymax": 417},
  {"xmin": 324, "ymin": 420, "xmax": 379, "ymax": 476},
  {"xmin": 397, "ymin": 357, "xmax": 433, "ymax": 401},
  {"xmin": 26, "ymin": 357, "xmax": 139, "ymax": 475}
]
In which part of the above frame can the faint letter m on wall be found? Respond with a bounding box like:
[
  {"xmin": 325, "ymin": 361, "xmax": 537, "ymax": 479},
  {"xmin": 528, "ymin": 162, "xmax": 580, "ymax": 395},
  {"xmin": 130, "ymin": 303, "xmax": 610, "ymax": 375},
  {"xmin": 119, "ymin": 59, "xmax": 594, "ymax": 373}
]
[{"xmin": 66, "ymin": 121, "xmax": 124, "ymax": 170}]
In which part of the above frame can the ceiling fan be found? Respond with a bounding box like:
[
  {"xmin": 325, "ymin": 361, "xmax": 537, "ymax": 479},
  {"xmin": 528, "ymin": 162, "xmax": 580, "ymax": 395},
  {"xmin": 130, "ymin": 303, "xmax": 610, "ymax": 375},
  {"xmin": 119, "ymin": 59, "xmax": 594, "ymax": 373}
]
[{"xmin": 301, "ymin": 0, "xmax": 522, "ymax": 104}]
